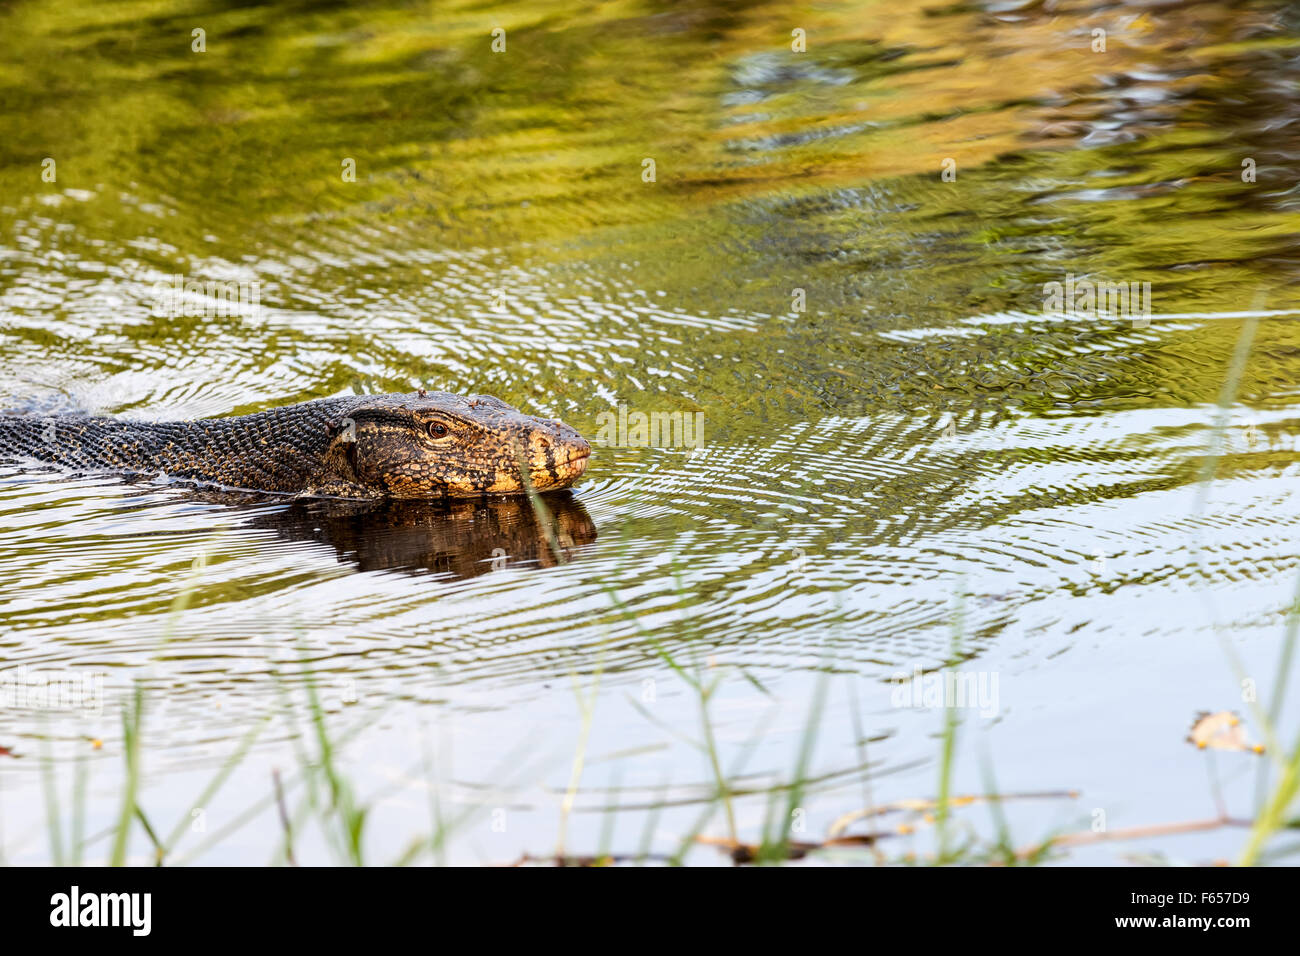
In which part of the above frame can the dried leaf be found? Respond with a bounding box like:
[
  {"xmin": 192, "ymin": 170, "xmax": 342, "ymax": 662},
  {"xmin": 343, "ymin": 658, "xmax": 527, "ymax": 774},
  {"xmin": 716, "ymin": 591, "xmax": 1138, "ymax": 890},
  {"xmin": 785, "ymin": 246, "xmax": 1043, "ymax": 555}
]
[{"xmin": 1187, "ymin": 711, "xmax": 1264, "ymax": 753}]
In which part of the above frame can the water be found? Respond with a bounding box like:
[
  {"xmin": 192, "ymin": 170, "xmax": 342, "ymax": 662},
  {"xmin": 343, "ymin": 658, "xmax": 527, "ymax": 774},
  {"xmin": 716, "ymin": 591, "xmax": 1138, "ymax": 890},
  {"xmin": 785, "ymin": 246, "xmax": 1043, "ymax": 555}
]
[{"xmin": 1, "ymin": 0, "xmax": 1299, "ymax": 865}]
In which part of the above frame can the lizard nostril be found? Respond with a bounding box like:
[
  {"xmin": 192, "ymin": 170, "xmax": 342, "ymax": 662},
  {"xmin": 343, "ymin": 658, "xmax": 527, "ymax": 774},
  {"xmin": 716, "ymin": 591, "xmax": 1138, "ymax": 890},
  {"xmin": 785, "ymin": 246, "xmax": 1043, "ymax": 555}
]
[{"xmin": 537, "ymin": 436, "xmax": 551, "ymax": 450}]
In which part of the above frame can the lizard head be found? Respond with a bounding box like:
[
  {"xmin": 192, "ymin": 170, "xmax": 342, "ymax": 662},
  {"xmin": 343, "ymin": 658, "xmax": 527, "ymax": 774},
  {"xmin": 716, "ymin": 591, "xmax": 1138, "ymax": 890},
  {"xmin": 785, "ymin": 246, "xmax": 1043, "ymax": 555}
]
[{"xmin": 320, "ymin": 392, "xmax": 590, "ymax": 499}]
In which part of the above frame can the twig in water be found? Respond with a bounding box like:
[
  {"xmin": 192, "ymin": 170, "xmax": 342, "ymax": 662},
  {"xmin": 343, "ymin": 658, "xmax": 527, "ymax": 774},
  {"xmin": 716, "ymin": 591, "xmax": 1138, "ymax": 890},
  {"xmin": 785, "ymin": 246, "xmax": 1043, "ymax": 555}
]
[{"xmin": 1017, "ymin": 814, "xmax": 1253, "ymax": 860}]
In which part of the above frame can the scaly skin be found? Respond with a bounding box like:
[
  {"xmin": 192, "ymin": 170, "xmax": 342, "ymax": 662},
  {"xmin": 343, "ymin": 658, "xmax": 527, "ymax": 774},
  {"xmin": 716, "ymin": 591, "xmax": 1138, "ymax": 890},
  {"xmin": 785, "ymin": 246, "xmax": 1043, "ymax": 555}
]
[{"xmin": 0, "ymin": 391, "xmax": 591, "ymax": 499}]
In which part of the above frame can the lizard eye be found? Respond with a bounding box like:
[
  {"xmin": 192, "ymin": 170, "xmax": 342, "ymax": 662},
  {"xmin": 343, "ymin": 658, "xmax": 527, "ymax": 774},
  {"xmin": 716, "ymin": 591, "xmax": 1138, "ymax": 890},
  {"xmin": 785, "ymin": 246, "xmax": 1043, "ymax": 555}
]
[{"xmin": 427, "ymin": 421, "xmax": 450, "ymax": 439}]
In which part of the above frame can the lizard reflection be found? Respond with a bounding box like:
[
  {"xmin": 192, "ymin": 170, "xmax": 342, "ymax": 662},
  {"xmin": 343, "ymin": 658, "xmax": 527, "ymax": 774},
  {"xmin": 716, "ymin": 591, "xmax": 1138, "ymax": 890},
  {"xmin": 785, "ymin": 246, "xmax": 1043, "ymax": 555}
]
[{"xmin": 202, "ymin": 491, "xmax": 597, "ymax": 578}]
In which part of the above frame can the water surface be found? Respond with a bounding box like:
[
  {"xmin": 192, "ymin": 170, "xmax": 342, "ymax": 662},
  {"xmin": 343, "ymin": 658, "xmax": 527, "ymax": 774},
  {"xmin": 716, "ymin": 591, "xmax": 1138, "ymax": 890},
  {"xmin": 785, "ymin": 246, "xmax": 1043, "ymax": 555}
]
[{"xmin": 1, "ymin": 0, "xmax": 1299, "ymax": 864}]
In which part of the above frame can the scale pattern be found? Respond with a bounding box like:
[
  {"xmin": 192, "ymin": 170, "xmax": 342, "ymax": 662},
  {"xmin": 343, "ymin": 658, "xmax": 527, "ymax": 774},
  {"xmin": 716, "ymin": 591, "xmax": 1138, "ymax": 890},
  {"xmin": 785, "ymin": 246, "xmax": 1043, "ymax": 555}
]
[{"xmin": 0, "ymin": 393, "xmax": 591, "ymax": 499}]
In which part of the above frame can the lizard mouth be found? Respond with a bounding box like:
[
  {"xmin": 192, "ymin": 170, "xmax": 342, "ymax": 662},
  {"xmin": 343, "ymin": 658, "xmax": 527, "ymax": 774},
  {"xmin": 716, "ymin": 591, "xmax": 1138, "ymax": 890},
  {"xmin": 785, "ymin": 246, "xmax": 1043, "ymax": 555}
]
[
  {"xmin": 552, "ymin": 449, "xmax": 589, "ymax": 479},
  {"xmin": 535, "ymin": 446, "xmax": 590, "ymax": 487},
  {"xmin": 550, "ymin": 438, "xmax": 590, "ymax": 469}
]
